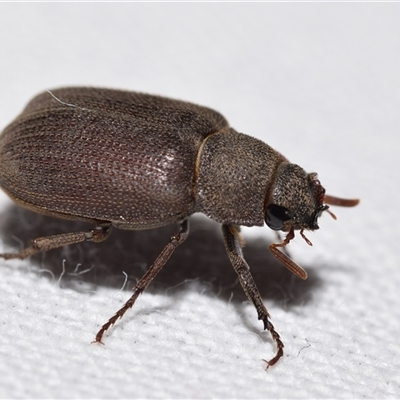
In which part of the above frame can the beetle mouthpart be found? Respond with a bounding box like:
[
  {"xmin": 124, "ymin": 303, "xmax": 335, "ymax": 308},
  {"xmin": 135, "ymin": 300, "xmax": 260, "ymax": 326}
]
[
  {"xmin": 269, "ymin": 228, "xmax": 308, "ymax": 280},
  {"xmin": 300, "ymin": 229, "xmax": 313, "ymax": 246},
  {"xmin": 325, "ymin": 208, "xmax": 337, "ymax": 220}
]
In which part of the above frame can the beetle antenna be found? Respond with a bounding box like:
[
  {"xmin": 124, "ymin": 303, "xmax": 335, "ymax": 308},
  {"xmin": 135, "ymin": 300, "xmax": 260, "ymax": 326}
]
[
  {"xmin": 324, "ymin": 195, "xmax": 360, "ymax": 207},
  {"xmin": 323, "ymin": 195, "xmax": 359, "ymax": 219},
  {"xmin": 269, "ymin": 228, "xmax": 308, "ymax": 280}
]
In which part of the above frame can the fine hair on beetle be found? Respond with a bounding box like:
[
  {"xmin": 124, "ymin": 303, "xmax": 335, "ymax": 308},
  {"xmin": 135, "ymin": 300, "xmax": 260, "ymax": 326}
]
[{"xmin": 0, "ymin": 87, "xmax": 359, "ymax": 368}]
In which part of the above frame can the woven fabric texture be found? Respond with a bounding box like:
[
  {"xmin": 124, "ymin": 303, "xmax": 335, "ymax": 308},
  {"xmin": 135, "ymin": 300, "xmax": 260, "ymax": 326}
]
[{"xmin": 0, "ymin": 3, "xmax": 399, "ymax": 399}]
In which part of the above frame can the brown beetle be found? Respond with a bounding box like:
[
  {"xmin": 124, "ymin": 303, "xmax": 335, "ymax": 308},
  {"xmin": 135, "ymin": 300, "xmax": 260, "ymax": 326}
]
[{"xmin": 0, "ymin": 88, "xmax": 359, "ymax": 368}]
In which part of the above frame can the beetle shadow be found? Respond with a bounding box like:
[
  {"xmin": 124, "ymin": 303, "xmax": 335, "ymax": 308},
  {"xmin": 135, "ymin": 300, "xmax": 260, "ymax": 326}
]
[{"xmin": 0, "ymin": 205, "xmax": 322, "ymax": 308}]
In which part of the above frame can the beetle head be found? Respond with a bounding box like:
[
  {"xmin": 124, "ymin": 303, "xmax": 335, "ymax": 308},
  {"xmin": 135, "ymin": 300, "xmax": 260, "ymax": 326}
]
[
  {"xmin": 265, "ymin": 163, "xmax": 328, "ymax": 233},
  {"xmin": 265, "ymin": 163, "xmax": 359, "ymax": 280}
]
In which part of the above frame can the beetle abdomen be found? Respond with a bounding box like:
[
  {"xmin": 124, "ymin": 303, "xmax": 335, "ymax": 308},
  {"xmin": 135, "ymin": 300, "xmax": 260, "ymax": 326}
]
[{"xmin": 0, "ymin": 88, "xmax": 229, "ymax": 229}]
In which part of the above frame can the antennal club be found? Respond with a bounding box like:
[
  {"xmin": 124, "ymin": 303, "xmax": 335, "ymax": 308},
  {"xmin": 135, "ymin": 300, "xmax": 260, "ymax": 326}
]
[
  {"xmin": 269, "ymin": 228, "xmax": 308, "ymax": 280},
  {"xmin": 324, "ymin": 195, "xmax": 360, "ymax": 207}
]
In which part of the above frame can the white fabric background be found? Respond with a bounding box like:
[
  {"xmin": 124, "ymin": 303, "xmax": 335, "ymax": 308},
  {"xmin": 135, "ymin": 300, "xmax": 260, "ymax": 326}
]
[{"xmin": 0, "ymin": 3, "xmax": 399, "ymax": 399}]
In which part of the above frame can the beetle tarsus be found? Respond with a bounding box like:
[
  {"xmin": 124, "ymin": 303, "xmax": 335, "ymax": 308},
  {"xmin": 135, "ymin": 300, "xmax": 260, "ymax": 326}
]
[
  {"xmin": 222, "ymin": 224, "xmax": 285, "ymax": 368},
  {"xmin": 94, "ymin": 220, "xmax": 189, "ymax": 344},
  {"xmin": 94, "ymin": 288, "xmax": 143, "ymax": 343},
  {"xmin": 260, "ymin": 316, "xmax": 285, "ymax": 369}
]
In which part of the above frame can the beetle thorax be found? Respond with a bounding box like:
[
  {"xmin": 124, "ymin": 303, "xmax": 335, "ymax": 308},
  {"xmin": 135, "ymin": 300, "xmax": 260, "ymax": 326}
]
[{"xmin": 195, "ymin": 129, "xmax": 287, "ymax": 226}]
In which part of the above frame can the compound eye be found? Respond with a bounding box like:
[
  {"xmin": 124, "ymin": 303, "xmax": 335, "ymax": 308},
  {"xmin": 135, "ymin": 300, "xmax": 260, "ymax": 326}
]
[{"xmin": 265, "ymin": 204, "xmax": 292, "ymax": 231}]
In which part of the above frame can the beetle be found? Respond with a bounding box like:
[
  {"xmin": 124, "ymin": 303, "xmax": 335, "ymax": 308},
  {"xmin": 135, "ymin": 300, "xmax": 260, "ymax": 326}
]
[{"xmin": 0, "ymin": 87, "xmax": 359, "ymax": 367}]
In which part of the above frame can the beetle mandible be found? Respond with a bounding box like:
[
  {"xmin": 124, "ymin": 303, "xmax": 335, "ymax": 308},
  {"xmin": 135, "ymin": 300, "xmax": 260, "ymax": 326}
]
[{"xmin": 0, "ymin": 88, "xmax": 359, "ymax": 368}]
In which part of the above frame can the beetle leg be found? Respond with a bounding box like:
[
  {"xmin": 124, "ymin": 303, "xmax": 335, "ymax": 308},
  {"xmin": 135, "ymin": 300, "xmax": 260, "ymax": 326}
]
[
  {"xmin": 0, "ymin": 223, "xmax": 111, "ymax": 260},
  {"xmin": 222, "ymin": 224, "xmax": 284, "ymax": 369},
  {"xmin": 93, "ymin": 219, "xmax": 189, "ymax": 344}
]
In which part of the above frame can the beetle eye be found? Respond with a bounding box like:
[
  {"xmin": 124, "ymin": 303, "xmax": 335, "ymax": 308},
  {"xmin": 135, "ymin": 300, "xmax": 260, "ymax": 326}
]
[{"xmin": 265, "ymin": 204, "xmax": 292, "ymax": 231}]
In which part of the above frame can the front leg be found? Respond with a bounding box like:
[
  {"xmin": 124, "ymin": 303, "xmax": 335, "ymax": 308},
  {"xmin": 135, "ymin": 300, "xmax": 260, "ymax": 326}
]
[{"xmin": 222, "ymin": 224, "xmax": 284, "ymax": 368}]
